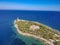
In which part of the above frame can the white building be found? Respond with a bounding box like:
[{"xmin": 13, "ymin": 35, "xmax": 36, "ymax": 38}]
[
  {"xmin": 29, "ymin": 25, "xmax": 40, "ymax": 31},
  {"xmin": 17, "ymin": 17, "xmax": 20, "ymax": 21}
]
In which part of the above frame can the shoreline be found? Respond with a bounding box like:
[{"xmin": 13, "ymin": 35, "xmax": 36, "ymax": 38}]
[
  {"xmin": 14, "ymin": 20, "xmax": 54, "ymax": 45},
  {"xmin": 15, "ymin": 19, "xmax": 60, "ymax": 34}
]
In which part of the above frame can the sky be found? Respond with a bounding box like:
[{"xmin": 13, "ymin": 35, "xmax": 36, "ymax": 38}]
[{"xmin": 0, "ymin": 0, "xmax": 60, "ymax": 11}]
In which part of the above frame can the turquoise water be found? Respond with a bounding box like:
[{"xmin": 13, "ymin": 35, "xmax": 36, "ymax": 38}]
[
  {"xmin": 0, "ymin": 10, "xmax": 60, "ymax": 45},
  {"xmin": 12, "ymin": 26, "xmax": 44, "ymax": 45}
]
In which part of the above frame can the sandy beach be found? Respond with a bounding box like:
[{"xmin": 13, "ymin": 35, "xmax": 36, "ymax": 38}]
[{"xmin": 14, "ymin": 20, "xmax": 54, "ymax": 45}]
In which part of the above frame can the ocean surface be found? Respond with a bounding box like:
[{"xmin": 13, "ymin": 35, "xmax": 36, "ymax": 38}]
[{"xmin": 0, "ymin": 10, "xmax": 60, "ymax": 45}]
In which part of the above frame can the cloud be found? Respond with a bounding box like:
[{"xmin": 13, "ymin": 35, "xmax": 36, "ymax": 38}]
[{"xmin": 0, "ymin": 2, "xmax": 60, "ymax": 11}]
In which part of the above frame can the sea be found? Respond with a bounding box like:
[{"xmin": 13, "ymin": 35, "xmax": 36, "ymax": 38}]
[{"xmin": 0, "ymin": 10, "xmax": 60, "ymax": 45}]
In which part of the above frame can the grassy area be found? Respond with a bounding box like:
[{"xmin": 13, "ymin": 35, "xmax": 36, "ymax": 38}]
[
  {"xmin": 56, "ymin": 41, "xmax": 60, "ymax": 45},
  {"xmin": 15, "ymin": 20, "xmax": 60, "ymax": 45}
]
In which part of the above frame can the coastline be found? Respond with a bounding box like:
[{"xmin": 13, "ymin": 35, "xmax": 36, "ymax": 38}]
[
  {"xmin": 14, "ymin": 19, "xmax": 54, "ymax": 45},
  {"xmin": 15, "ymin": 19, "xmax": 60, "ymax": 34}
]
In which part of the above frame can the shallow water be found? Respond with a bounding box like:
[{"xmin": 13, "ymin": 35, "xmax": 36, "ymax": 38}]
[
  {"xmin": 0, "ymin": 10, "xmax": 60, "ymax": 45},
  {"xmin": 12, "ymin": 25, "xmax": 44, "ymax": 45}
]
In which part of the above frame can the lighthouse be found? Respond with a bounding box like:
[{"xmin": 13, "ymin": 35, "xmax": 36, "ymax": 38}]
[{"xmin": 17, "ymin": 17, "xmax": 20, "ymax": 21}]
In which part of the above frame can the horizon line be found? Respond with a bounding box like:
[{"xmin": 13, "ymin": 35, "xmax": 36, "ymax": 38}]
[
  {"xmin": 0, "ymin": 2, "xmax": 60, "ymax": 11},
  {"xmin": 0, "ymin": 9, "xmax": 60, "ymax": 11}
]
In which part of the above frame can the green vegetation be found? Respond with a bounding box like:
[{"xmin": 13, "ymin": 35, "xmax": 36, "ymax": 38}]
[
  {"xmin": 15, "ymin": 20, "xmax": 60, "ymax": 45},
  {"xmin": 56, "ymin": 41, "xmax": 60, "ymax": 45}
]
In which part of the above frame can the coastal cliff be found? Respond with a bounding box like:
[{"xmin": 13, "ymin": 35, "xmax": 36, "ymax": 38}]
[{"xmin": 14, "ymin": 18, "xmax": 60, "ymax": 45}]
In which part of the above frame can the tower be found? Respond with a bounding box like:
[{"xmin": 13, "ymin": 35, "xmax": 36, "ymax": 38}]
[{"xmin": 17, "ymin": 17, "xmax": 20, "ymax": 21}]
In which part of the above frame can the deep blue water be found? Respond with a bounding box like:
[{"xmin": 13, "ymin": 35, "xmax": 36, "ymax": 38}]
[{"xmin": 0, "ymin": 10, "xmax": 60, "ymax": 45}]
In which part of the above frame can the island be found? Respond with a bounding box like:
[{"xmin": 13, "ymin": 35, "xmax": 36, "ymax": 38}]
[{"xmin": 14, "ymin": 18, "xmax": 60, "ymax": 45}]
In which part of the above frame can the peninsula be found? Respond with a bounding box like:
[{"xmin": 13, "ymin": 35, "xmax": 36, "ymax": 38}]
[{"xmin": 14, "ymin": 18, "xmax": 60, "ymax": 45}]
